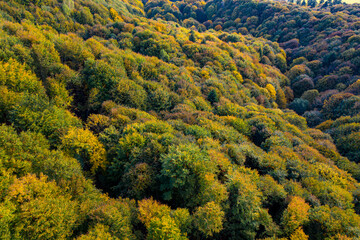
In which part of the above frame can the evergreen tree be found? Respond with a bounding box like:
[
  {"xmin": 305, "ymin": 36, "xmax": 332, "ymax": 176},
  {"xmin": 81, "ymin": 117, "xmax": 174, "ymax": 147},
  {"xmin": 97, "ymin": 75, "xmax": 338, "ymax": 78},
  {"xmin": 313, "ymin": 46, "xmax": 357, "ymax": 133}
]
[
  {"xmin": 208, "ymin": 90, "xmax": 219, "ymax": 104},
  {"xmin": 189, "ymin": 30, "xmax": 196, "ymax": 42}
]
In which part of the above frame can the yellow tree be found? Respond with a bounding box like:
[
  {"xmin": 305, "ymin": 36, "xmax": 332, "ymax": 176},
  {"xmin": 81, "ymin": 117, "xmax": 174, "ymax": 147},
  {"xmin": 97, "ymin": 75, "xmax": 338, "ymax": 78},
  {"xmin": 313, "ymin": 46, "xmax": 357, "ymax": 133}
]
[
  {"xmin": 138, "ymin": 198, "xmax": 171, "ymax": 228},
  {"xmin": 6, "ymin": 174, "xmax": 78, "ymax": 239},
  {"xmin": 147, "ymin": 216, "xmax": 188, "ymax": 240},
  {"xmin": 61, "ymin": 127, "xmax": 107, "ymax": 174},
  {"xmin": 282, "ymin": 196, "xmax": 310, "ymax": 236},
  {"xmin": 76, "ymin": 224, "xmax": 117, "ymax": 240},
  {"xmin": 290, "ymin": 227, "xmax": 309, "ymax": 240},
  {"xmin": 193, "ymin": 201, "xmax": 225, "ymax": 237}
]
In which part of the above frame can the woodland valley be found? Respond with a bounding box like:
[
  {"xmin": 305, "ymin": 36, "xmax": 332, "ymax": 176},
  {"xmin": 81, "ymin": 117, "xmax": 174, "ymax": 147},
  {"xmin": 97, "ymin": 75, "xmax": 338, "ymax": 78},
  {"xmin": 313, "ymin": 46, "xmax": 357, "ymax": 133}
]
[{"xmin": 1, "ymin": 0, "xmax": 360, "ymax": 239}]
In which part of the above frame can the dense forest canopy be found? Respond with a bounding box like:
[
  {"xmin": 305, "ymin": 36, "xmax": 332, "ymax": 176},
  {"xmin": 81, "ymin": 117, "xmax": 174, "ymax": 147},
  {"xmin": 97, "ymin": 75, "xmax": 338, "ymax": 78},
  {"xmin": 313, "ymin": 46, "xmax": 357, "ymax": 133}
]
[{"xmin": 1, "ymin": 0, "xmax": 360, "ymax": 239}]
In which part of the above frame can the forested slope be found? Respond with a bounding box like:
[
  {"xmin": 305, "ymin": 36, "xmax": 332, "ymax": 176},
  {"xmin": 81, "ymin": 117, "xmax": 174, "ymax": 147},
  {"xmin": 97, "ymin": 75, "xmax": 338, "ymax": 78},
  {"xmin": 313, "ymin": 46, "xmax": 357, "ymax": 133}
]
[
  {"xmin": 1, "ymin": 0, "xmax": 360, "ymax": 239},
  {"xmin": 146, "ymin": 0, "xmax": 360, "ymax": 125}
]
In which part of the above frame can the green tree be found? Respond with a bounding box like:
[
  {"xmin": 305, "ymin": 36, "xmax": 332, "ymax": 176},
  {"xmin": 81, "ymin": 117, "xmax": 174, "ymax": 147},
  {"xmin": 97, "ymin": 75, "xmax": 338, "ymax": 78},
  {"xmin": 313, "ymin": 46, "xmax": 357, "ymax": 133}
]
[
  {"xmin": 289, "ymin": 98, "xmax": 309, "ymax": 115},
  {"xmin": 160, "ymin": 143, "xmax": 218, "ymax": 208},
  {"xmin": 208, "ymin": 89, "xmax": 219, "ymax": 104},
  {"xmin": 89, "ymin": 199, "xmax": 135, "ymax": 239},
  {"xmin": 116, "ymin": 80, "xmax": 147, "ymax": 110},
  {"xmin": 224, "ymin": 169, "xmax": 263, "ymax": 240}
]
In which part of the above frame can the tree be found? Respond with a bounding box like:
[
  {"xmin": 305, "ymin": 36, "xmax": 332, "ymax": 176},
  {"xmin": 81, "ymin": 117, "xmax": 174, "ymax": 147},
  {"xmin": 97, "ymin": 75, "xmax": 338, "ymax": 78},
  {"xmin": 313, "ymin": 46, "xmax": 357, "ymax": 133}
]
[
  {"xmin": 6, "ymin": 174, "xmax": 78, "ymax": 239},
  {"xmin": 287, "ymin": 65, "xmax": 311, "ymax": 82},
  {"xmin": 76, "ymin": 224, "xmax": 117, "ymax": 240},
  {"xmin": 5, "ymin": 81, "xmax": 81, "ymax": 146},
  {"xmin": 308, "ymin": 206, "xmax": 360, "ymax": 239},
  {"xmin": 116, "ymin": 80, "xmax": 147, "ymax": 110},
  {"xmin": 275, "ymin": 53, "xmax": 287, "ymax": 72},
  {"xmin": 82, "ymin": 59, "xmax": 122, "ymax": 109},
  {"xmin": 193, "ymin": 201, "xmax": 225, "ymax": 237},
  {"xmin": 289, "ymin": 98, "xmax": 309, "ymax": 115},
  {"xmin": 189, "ymin": 30, "xmax": 196, "ymax": 42},
  {"xmin": 89, "ymin": 199, "xmax": 135, "ymax": 239},
  {"xmin": 208, "ymin": 89, "xmax": 219, "ymax": 104},
  {"xmin": 0, "ymin": 58, "xmax": 45, "ymax": 95},
  {"xmin": 214, "ymin": 25, "xmax": 222, "ymax": 31},
  {"xmin": 290, "ymin": 227, "xmax": 309, "ymax": 240},
  {"xmin": 266, "ymin": 84, "xmax": 276, "ymax": 100},
  {"xmin": 32, "ymin": 41, "xmax": 61, "ymax": 80},
  {"xmin": 159, "ymin": 49, "xmax": 170, "ymax": 62},
  {"xmin": 147, "ymin": 216, "xmax": 187, "ymax": 240},
  {"xmin": 303, "ymin": 110, "xmax": 323, "ymax": 127},
  {"xmin": 247, "ymin": 115, "xmax": 277, "ymax": 146},
  {"xmin": 0, "ymin": 201, "xmax": 15, "ymax": 239},
  {"xmin": 61, "ymin": 128, "xmax": 107, "ymax": 174},
  {"xmin": 322, "ymin": 93, "xmax": 360, "ymax": 119},
  {"xmin": 138, "ymin": 198, "xmax": 171, "ymax": 228},
  {"xmin": 282, "ymin": 196, "xmax": 310, "ymax": 236},
  {"xmin": 148, "ymin": 87, "xmax": 171, "ymax": 112},
  {"xmin": 276, "ymin": 88, "xmax": 287, "ymax": 109},
  {"xmin": 301, "ymin": 90, "xmax": 319, "ymax": 105},
  {"xmin": 291, "ymin": 75, "xmax": 314, "ymax": 97},
  {"xmin": 74, "ymin": 7, "xmax": 94, "ymax": 25},
  {"xmin": 86, "ymin": 114, "xmax": 111, "ymax": 134},
  {"xmin": 224, "ymin": 169, "xmax": 263, "ymax": 239},
  {"xmin": 160, "ymin": 143, "xmax": 218, "ymax": 208},
  {"xmin": 138, "ymin": 198, "xmax": 188, "ymax": 239},
  {"xmin": 337, "ymin": 132, "xmax": 360, "ymax": 163}
]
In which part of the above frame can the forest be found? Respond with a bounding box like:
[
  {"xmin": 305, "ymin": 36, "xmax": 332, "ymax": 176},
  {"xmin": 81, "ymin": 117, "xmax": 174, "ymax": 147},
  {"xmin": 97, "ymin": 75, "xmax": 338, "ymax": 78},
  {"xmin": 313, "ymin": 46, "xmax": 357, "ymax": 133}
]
[{"xmin": 0, "ymin": 0, "xmax": 360, "ymax": 239}]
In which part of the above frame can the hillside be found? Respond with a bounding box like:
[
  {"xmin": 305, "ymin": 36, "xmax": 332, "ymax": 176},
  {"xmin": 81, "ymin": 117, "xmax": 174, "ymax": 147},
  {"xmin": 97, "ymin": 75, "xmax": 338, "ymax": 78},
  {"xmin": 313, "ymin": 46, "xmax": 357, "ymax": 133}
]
[
  {"xmin": 1, "ymin": 0, "xmax": 360, "ymax": 239},
  {"xmin": 146, "ymin": 0, "xmax": 360, "ymax": 124}
]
